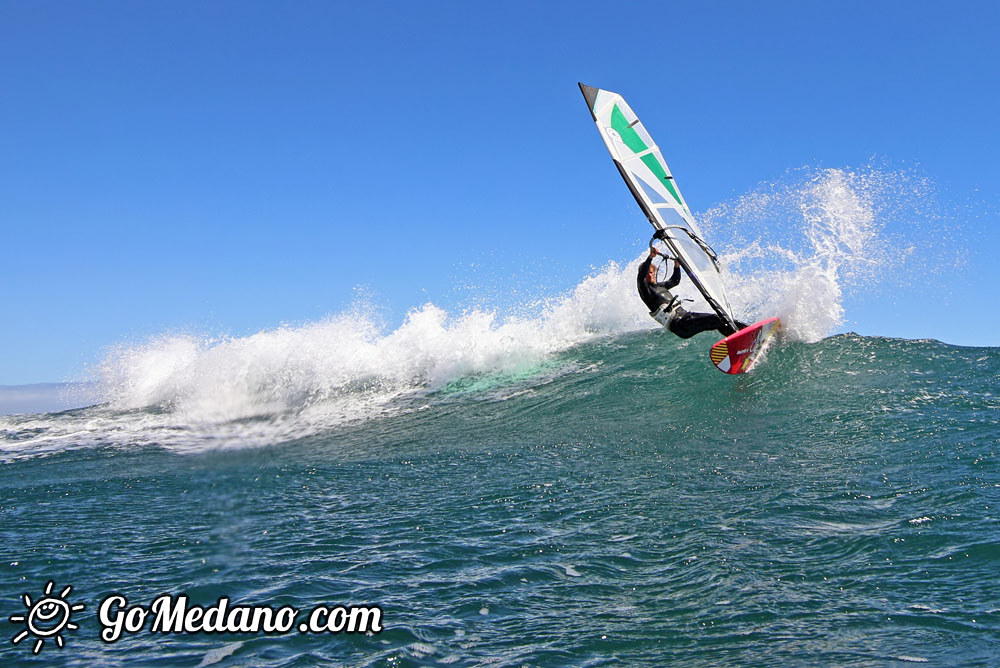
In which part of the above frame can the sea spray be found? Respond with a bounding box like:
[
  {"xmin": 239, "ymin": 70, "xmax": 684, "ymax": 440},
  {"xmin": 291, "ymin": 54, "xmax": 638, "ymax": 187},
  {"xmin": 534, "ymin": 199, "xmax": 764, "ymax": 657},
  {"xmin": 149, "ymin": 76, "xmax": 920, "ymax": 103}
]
[
  {"xmin": 704, "ymin": 165, "xmax": 949, "ymax": 341},
  {"xmin": 91, "ymin": 166, "xmax": 939, "ymax": 423},
  {"xmin": 97, "ymin": 262, "xmax": 647, "ymax": 418},
  {"xmin": 0, "ymin": 166, "xmax": 955, "ymax": 458}
]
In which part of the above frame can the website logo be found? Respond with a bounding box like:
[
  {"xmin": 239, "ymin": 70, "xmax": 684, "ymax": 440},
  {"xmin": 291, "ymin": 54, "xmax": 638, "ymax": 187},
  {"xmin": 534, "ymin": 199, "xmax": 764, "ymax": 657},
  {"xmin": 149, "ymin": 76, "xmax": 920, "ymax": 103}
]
[{"xmin": 9, "ymin": 581, "xmax": 86, "ymax": 654}]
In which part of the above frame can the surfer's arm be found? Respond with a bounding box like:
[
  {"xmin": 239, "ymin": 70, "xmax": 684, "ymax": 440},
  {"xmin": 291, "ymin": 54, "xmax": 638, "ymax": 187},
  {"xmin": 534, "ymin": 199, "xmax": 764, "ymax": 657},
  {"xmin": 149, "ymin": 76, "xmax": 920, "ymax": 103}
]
[{"xmin": 657, "ymin": 262, "xmax": 681, "ymax": 289}]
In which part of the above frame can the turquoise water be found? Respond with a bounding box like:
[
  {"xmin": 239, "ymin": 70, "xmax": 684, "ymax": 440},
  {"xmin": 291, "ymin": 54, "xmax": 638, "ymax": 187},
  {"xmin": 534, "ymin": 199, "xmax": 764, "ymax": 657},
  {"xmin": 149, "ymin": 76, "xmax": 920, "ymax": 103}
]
[{"xmin": 2, "ymin": 333, "xmax": 998, "ymax": 666}]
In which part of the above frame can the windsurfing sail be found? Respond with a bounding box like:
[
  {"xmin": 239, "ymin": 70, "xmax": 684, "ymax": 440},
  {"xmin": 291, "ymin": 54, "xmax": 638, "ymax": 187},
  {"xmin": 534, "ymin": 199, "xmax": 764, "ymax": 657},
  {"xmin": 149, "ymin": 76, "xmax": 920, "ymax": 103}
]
[{"xmin": 579, "ymin": 83, "xmax": 737, "ymax": 331}]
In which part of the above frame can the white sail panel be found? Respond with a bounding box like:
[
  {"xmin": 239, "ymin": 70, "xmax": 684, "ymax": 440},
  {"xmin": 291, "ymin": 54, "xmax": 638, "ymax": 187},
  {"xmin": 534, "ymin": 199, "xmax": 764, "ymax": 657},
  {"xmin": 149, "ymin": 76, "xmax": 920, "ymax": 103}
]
[{"xmin": 664, "ymin": 226, "xmax": 732, "ymax": 316}]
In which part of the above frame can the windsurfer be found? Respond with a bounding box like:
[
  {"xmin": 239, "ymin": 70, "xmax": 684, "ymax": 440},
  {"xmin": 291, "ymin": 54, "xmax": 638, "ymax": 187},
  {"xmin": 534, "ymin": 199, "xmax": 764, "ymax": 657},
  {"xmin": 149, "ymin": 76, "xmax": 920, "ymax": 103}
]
[{"xmin": 637, "ymin": 246, "xmax": 746, "ymax": 338}]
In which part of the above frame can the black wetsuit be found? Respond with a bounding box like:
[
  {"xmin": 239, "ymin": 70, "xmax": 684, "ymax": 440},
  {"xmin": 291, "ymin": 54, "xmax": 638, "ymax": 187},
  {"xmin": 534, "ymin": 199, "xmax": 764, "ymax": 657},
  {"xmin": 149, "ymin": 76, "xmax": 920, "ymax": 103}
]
[{"xmin": 636, "ymin": 256, "xmax": 743, "ymax": 339}]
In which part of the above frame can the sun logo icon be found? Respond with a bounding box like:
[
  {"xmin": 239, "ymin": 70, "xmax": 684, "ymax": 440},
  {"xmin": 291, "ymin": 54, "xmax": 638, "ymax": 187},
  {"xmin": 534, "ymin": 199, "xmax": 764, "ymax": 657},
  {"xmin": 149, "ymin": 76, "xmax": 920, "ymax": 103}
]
[{"xmin": 9, "ymin": 580, "xmax": 85, "ymax": 654}]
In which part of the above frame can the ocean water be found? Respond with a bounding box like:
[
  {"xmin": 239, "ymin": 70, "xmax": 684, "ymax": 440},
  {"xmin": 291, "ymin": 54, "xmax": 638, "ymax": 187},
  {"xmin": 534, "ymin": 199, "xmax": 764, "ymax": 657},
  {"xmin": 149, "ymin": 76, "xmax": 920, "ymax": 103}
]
[{"xmin": 2, "ymin": 169, "xmax": 997, "ymax": 666}]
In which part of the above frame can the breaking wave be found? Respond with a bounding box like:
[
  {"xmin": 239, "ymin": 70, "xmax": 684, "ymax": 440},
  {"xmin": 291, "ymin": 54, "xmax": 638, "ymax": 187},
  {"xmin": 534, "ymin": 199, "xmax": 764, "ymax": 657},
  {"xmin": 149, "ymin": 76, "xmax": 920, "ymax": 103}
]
[{"xmin": 1, "ymin": 165, "xmax": 954, "ymax": 457}]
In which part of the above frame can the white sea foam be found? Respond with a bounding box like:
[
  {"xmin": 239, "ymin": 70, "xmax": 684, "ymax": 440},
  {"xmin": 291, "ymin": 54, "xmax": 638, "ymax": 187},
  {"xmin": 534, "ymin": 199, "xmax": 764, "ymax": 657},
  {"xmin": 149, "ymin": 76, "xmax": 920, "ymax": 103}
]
[
  {"xmin": 0, "ymin": 262, "xmax": 651, "ymax": 457},
  {"xmin": 706, "ymin": 165, "xmax": 944, "ymax": 342},
  {"xmin": 0, "ymin": 166, "xmax": 944, "ymax": 456},
  {"xmin": 97, "ymin": 260, "xmax": 649, "ymax": 427},
  {"xmin": 197, "ymin": 642, "xmax": 243, "ymax": 667},
  {"xmin": 97, "ymin": 168, "xmax": 928, "ymax": 420}
]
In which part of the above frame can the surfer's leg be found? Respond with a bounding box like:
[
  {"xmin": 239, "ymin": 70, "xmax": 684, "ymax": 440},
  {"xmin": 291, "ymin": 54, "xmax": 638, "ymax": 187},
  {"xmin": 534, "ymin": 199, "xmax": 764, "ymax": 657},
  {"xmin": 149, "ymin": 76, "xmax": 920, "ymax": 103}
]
[
  {"xmin": 723, "ymin": 321, "xmax": 749, "ymax": 337},
  {"xmin": 667, "ymin": 309, "xmax": 728, "ymax": 339},
  {"xmin": 718, "ymin": 320, "xmax": 750, "ymax": 337}
]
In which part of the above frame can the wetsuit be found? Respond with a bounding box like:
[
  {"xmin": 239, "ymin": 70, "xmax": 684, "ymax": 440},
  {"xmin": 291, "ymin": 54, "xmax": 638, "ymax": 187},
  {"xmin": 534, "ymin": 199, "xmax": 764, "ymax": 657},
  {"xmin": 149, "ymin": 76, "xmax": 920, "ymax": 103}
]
[{"xmin": 636, "ymin": 256, "xmax": 743, "ymax": 339}]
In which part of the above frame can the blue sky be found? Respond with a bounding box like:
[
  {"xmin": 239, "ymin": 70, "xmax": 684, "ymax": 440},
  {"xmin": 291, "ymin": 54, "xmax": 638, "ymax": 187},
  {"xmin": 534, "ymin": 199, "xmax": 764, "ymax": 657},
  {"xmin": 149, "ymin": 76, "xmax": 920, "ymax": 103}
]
[{"xmin": 2, "ymin": 1, "xmax": 998, "ymax": 384}]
